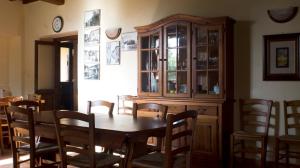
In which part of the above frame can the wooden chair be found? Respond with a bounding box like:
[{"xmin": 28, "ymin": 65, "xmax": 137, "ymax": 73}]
[
  {"xmin": 117, "ymin": 95, "xmax": 134, "ymax": 115},
  {"xmin": 131, "ymin": 110, "xmax": 198, "ymax": 168},
  {"xmin": 53, "ymin": 110, "xmax": 123, "ymax": 168},
  {"xmin": 87, "ymin": 100, "xmax": 114, "ymax": 115},
  {"xmin": 133, "ymin": 103, "xmax": 168, "ymax": 152},
  {"xmin": 6, "ymin": 105, "xmax": 59, "ymax": 168},
  {"xmin": 10, "ymin": 100, "xmax": 40, "ymax": 112},
  {"xmin": 275, "ymin": 100, "xmax": 300, "ymax": 167},
  {"xmin": 230, "ymin": 99, "xmax": 273, "ymax": 168},
  {"xmin": 0, "ymin": 96, "xmax": 23, "ymax": 154}
]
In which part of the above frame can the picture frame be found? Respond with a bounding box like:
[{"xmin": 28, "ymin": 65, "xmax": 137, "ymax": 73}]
[
  {"xmin": 121, "ymin": 32, "xmax": 137, "ymax": 51},
  {"xmin": 263, "ymin": 33, "xmax": 300, "ymax": 80},
  {"xmin": 84, "ymin": 9, "xmax": 101, "ymax": 28},
  {"xmin": 106, "ymin": 41, "xmax": 120, "ymax": 65}
]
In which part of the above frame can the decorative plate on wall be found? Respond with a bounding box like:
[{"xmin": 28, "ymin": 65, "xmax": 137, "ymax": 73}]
[
  {"xmin": 267, "ymin": 6, "xmax": 298, "ymax": 23},
  {"xmin": 105, "ymin": 28, "xmax": 122, "ymax": 40}
]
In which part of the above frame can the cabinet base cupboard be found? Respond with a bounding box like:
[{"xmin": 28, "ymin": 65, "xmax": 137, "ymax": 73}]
[{"xmin": 135, "ymin": 14, "xmax": 235, "ymax": 167}]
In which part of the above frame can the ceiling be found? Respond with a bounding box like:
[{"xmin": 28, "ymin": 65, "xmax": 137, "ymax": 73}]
[{"xmin": 10, "ymin": 0, "xmax": 65, "ymax": 5}]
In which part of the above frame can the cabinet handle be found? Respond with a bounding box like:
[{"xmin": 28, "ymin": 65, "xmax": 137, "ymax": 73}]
[
  {"xmin": 193, "ymin": 57, "xmax": 197, "ymax": 60},
  {"xmin": 159, "ymin": 59, "xmax": 167, "ymax": 61}
]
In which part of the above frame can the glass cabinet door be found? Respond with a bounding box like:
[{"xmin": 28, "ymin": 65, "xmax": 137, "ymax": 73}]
[
  {"xmin": 193, "ymin": 25, "xmax": 222, "ymax": 98},
  {"xmin": 164, "ymin": 22, "xmax": 191, "ymax": 97},
  {"xmin": 138, "ymin": 29, "xmax": 162, "ymax": 96}
]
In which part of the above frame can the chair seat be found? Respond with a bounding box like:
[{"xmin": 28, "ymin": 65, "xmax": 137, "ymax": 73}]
[
  {"xmin": 68, "ymin": 152, "xmax": 122, "ymax": 168},
  {"xmin": 132, "ymin": 152, "xmax": 186, "ymax": 168},
  {"xmin": 18, "ymin": 141, "xmax": 59, "ymax": 155},
  {"xmin": 232, "ymin": 131, "xmax": 266, "ymax": 140},
  {"xmin": 277, "ymin": 135, "xmax": 300, "ymax": 143}
]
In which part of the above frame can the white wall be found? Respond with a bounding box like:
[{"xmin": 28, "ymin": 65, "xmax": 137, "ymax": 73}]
[
  {"xmin": 0, "ymin": 1, "xmax": 23, "ymax": 96},
  {"xmin": 21, "ymin": 0, "xmax": 300, "ymax": 134}
]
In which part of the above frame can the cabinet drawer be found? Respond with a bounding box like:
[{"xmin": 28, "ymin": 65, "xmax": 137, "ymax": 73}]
[{"xmin": 187, "ymin": 106, "xmax": 218, "ymax": 116}]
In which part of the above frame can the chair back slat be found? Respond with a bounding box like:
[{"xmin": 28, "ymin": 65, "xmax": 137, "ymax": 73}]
[
  {"xmin": 164, "ymin": 110, "xmax": 197, "ymax": 168},
  {"xmin": 133, "ymin": 103, "xmax": 168, "ymax": 120},
  {"xmin": 284, "ymin": 100, "xmax": 300, "ymax": 136},
  {"xmin": 240, "ymin": 99, "xmax": 273, "ymax": 135},
  {"xmin": 87, "ymin": 100, "xmax": 114, "ymax": 115},
  {"xmin": 6, "ymin": 105, "xmax": 36, "ymax": 167},
  {"xmin": 53, "ymin": 110, "xmax": 96, "ymax": 168},
  {"xmin": 10, "ymin": 100, "xmax": 40, "ymax": 113}
]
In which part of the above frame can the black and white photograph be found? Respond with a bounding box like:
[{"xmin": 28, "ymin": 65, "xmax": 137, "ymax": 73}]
[
  {"xmin": 84, "ymin": 47, "xmax": 100, "ymax": 63},
  {"xmin": 84, "ymin": 63, "xmax": 100, "ymax": 80},
  {"xmin": 84, "ymin": 9, "xmax": 101, "ymax": 28},
  {"xmin": 106, "ymin": 41, "xmax": 120, "ymax": 65},
  {"xmin": 84, "ymin": 28, "xmax": 100, "ymax": 46},
  {"xmin": 121, "ymin": 32, "xmax": 137, "ymax": 51}
]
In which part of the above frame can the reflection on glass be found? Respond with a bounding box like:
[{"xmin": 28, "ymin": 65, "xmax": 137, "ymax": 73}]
[
  {"xmin": 141, "ymin": 51, "xmax": 150, "ymax": 71},
  {"xmin": 167, "ymin": 34, "xmax": 177, "ymax": 48},
  {"xmin": 167, "ymin": 25, "xmax": 177, "ymax": 48},
  {"xmin": 208, "ymin": 45, "xmax": 218, "ymax": 69},
  {"xmin": 141, "ymin": 73, "xmax": 149, "ymax": 92},
  {"xmin": 178, "ymin": 72, "xmax": 187, "ymax": 93},
  {"xmin": 151, "ymin": 34, "xmax": 160, "ymax": 48},
  {"xmin": 150, "ymin": 72, "xmax": 159, "ymax": 92},
  {"xmin": 197, "ymin": 46, "xmax": 207, "ymax": 70},
  {"xmin": 197, "ymin": 28, "xmax": 207, "ymax": 44},
  {"xmin": 151, "ymin": 50, "xmax": 159, "ymax": 71},
  {"xmin": 178, "ymin": 48, "xmax": 187, "ymax": 70},
  {"xmin": 60, "ymin": 47, "xmax": 70, "ymax": 82},
  {"xmin": 208, "ymin": 30, "xmax": 219, "ymax": 45},
  {"xmin": 178, "ymin": 25, "xmax": 187, "ymax": 47},
  {"xmin": 167, "ymin": 71, "xmax": 176, "ymax": 94},
  {"xmin": 167, "ymin": 49, "xmax": 177, "ymax": 71},
  {"xmin": 196, "ymin": 72, "xmax": 207, "ymax": 94},
  {"xmin": 208, "ymin": 71, "xmax": 219, "ymax": 95},
  {"xmin": 141, "ymin": 36, "xmax": 150, "ymax": 49}
]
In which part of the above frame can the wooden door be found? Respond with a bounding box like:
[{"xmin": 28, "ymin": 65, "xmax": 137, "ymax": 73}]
[
  {"xmin": 163, "ymin": 21, "xmax": 191, "ymax": 98},
  {"xmin": 188, "ymin": 105, "xmax": 220, "ymax": 167},
  {"xmin": 56, "ymin": 42, "xmax": 74, "ymax": 110},
  {"xmin": 138, "ymin": 29, "xmax": 163, "ymax": 96},
  {"xmin": 35, "ymin": 40, "xmax": 57, "ymax": 110},
  {"xmin": 192, "ymin": 24, "xmax": 224, "ymax": 99}
]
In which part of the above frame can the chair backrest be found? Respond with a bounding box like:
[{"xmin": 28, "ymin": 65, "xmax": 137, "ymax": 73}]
[
  {"xmin": 164, "ymin": 110, "xmax": 198, "ymax": 168},
  {"xmin": 53, "ymin": 110, "xmax": 95, "ymax": 168},
  {"xmin": 10, "ymin": 100, "xmax": 40, "ymax": 113},
  {"xmin": 117, "ymin": 95, "xmax": 134, "ymax": 114},
  {"xmin": 0, "ymin": 96, "xmax": 23, "ymax": 104},
  {"xmin": 283, "ymin": 100, "xmax": 300, "ymax": 136},
  {"xmin": 6, "ymin": 105, "xmax": 36, "ymax": 167},
  {"xmin": 132, "ymin": 103, "xmax": 168, "ymax": 121},
  {"xmin": 239, "ymin": 99, "xmax": 273, "ymax": 135},
  {"xmin": 87, "ymin": 100, "xmax": 114, "ymax": 115}
]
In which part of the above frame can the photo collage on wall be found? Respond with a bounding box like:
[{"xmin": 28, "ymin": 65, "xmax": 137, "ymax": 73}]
[{"xmin": 84, "ymin": 9, "xmax": 101, "ymax": 80}]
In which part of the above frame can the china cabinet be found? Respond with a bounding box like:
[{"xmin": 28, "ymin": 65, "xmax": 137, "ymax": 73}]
[{"xmin": 135, "ymin": 14, "xmax": 235, "ymax": 167}]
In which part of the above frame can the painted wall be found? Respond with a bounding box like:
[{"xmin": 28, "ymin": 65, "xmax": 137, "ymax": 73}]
[
  {"xmin": 21, "ymin": 0, "xmax": 300, "ymax": 135},
  {"xmin": 0, "ymin": 1, "xmax": 23, "ymax": 96}
]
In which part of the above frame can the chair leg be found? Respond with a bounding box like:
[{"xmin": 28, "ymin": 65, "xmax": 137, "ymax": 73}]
[
  {"xmin": 275, "ymin": 138, "xmax": 279, "ymax": 168},
  {"xmin": 285, "ymin": 143, "xmax": 289, "ymax": 168},
  {"xmin": 230, "ymin": 134, "xmax": 234, "ymax": 168},
  {"xmin": 261, "ymin": 139, "xmax": 267, "ymax": 168}
]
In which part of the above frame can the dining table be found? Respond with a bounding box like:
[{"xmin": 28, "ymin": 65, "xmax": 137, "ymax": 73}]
[{"xmin": 34, "ymin": 110, "xmax": 167, "ymax": 168}]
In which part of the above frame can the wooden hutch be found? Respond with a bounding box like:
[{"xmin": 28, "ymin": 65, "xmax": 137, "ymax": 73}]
[{"xmin": 134, "ymin": 14, "xmax": 235, "ymax": 167}]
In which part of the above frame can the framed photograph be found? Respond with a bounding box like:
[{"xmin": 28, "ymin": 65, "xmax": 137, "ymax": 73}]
[
  {"xmin": 84, "ymin": 9, "xmax": 101, "ymax": 28},
  {"xmin": 84, "ymin": 63, "xmax": 100, "ymax": 80},
  {"xmin": 106, "ymin": 41, "xmax": 120, "ymax": 65},
  {"xmin": 121, "ymin": 32, "xmax": 137, "ymax": 51},
  {"xmin": 84, "ymin": 47, "xmax": 100, "ymax": 63},
  {"xmin": 263, "ymin": 33, "xmax": 300, "ymax": 80},
  {"xmin": 84, "ymin": 28, "xmax": 100, "ymax": 46}
]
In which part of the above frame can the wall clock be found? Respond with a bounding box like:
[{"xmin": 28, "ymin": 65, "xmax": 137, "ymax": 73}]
[{"xmin": 52, "ymin": 16, "xmax": 64, "ymax": 33}]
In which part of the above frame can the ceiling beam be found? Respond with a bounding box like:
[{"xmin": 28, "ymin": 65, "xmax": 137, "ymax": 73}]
[
  {"xmin": 22, "ymin": 0, "xmax": 65, "ymax": 5},
  {"xmin": 39, "ymin": 0, "xmax": 64, "ymax": 5}
]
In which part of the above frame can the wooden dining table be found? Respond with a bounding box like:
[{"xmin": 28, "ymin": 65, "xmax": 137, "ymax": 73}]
[{"xmin": 34, "ymin": 110, "xmax": 167, "ymax": 168}]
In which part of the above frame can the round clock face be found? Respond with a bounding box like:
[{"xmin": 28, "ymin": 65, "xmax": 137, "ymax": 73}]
[{"xmin": 52, "ymin": 16, "xmax": 63, "ymax": 33}]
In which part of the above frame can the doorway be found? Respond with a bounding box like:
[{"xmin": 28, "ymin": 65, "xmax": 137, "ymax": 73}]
[{"xmin": 35, "ymin": 34, "xmax": 78, "ymax": 111}]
